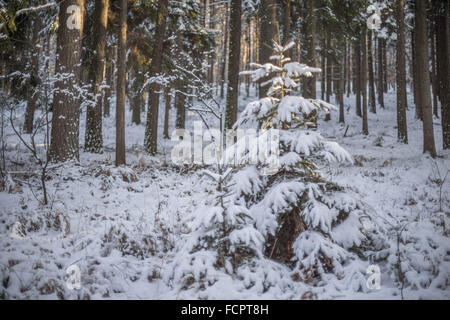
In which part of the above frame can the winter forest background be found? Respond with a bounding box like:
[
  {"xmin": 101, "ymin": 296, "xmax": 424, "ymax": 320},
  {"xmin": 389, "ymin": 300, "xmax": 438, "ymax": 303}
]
[{"xmin": 0, "ymin": 0, "xmax": 449, "ymax": 300}]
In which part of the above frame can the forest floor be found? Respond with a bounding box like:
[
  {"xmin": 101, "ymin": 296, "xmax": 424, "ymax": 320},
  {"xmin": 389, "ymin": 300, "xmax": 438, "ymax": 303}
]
[{"xmin": 0, "ymin": 87, "xmax": 449, "ymax": 299}]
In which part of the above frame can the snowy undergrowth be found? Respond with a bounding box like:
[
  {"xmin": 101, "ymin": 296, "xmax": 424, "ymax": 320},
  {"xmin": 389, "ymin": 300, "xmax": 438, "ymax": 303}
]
[{"xmin": 0, "ymin": 82, "xmax": 449, "ymax": 299}]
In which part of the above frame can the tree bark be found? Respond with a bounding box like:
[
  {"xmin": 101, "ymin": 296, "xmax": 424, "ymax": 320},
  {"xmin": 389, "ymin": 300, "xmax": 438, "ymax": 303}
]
[
  {"xmin": 225, "ymin": 0, "xmax": 242, "ymax": 130},
  {"xmin": 326, "ymin": 34, "xmax": 332, "ymax": 104},
  {"xmin": 362, "ymin": 30, "xmax": 368, "ymax": 135},
  {"xmin": 338, "ymin": 43, "xmax": 345, "ymax": 123},
  {"xmin": 175, "ymin": 91, "xmax": 186, "ymax": 129},
  {"xmin": 163, "ymin": 87, "xmax": 171, "ymax": 139},
  {"xmin": 395, "ymin": 0, "xmax": 408, "ymax": 143},
  {"xmin": 103, "ymin": 50, "xmax": 113, "ymax": 117},
  {"xmin": 220, "ymin": 2, "xmax": 229, "ymax": 99},
  {"xmin": 258, "ymin": 0, "xmax": 275, "ymax": 98},
  {"xmin": 430, "ymin": 17, "xmax": 438, "ymax": 118},
  {"xmin": 144, "ymin": 0, "xmax": 168, "ymax": 155},
  {"xmin": 355, "ymin": 42, "xmax": 362, "ymax": 117},
  {"xmin": 377, "ymin": 37, "xmax": 385, "ymax": 109},
  {"xmin": 283, "ymin": 0, "xmax": 291, "ymax": 46},
  {"xmin": 24, "ymin": 13, "xmax": 41, "ymax": 134},
  {"xmin": 304, "ymin": 0, "xmax": 317, "ymax": 99},
  {"xmin": 129, "ymin": 46, "xmax": 142, "ymax": 125},
  {"xmin": 412, "ymin": 21, "xmax": 423, "ymax": 120},
  {"xmin": 49, "ymin": 0, "xmax": 85, "ymax": 162},
  {"xmin": 368, "ymin": 30, "xmax": 376, "ymax": 114},
  {"xmin": 415, "ymin": 0, "xmax": 436, "ymax": 157},
  {"xmin": 435, "ymin": 0, "xmax": 450, "ymax": 149},
  {"xmin": 85, "ymin": 0, "xmax": 109, "ymax": 153},
  {"xmin": 115, "ymin": 0, "xmax": 127, "ymax": 166}
]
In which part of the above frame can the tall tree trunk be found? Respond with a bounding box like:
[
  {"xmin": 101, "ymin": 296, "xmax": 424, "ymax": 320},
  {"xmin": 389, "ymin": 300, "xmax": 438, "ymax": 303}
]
[
  {"xmin": 49, "ymin": 0, "xmax": 85, "ymax": 162},
  {"xmin": 430, "ymin": 18, "xmax": 439, "ymax": 118},
  {"xmin": 103, "ymin": 51, "xmax": 113, "ymax": 117},
  {"xmin": 415, "ymin": 0, "xmax": 436, "ymax": 157},
  {"xmin": 412, "ymin": 21, "xmax": 423, "ymax": 120},
  {"xmin": 368, "ymin": 30, "xmax": 376, "ymax": 114},
  {"xmin": 304, "ymin": 0, "xmax": 317, "ymax": 99},
  {"xmin": 258, "ymin": 0, "xmax": 274, "ymax": 98},
  {"xmin": 130, "ymin": 47, "xmax": 142, "ymax": 125},
  {"xmin": 24, "ymin": 13, "xmax": 41, "ymax": 134},
  {"xmin": 435, "ymin": 0, "xmax": 450, "ymax": 149},
  {"xmin": 220, "ymin": 2, "xmax": 229, "ymax": 99},
  {"xmin": 395, "ymin": 0, "xmax": 408, "ymax": 143},
  {"xmin": 115, "ymin": 0, "xmax": 127, "ymax": 166},
  {"xmin": 383, "ymin": 38, "xmax": 388, "ymax": 93},
  {"xmin": 362, "ymin": 30, "xmax": 368, "ymax": 135},
  {"xmin": 326, "ymin": 34, "xmax": 332, "ymax": 104},
  {"xmin": 347, "ymin": 41, "xmax": 352, "ymax": 97},
  {"xmin": 377, "ymin": 37, "xmax": 385, "ymax": 109},
  {"xmin": 355, "ymin": 42, "xmax": 362, "ymax": 117},
  {"xmin": 225, "ymin": 0, "xmax": 242, "ymax": 130},
  {"xmin": 283, "ymin": 0, "xmax": 291, "ymax": 46},
  {"xmin": 144, "ymin": 0, "xmax": 168, "ymax": 155},
  {"xmin": 338, "ymin": 43, "xmax": 345, "ymax": 123},
  {"xmin": 175, "ymin": 91, "xmax": 186, "ymax": 129},
  {"xmin": 85, "ymin": 0, "xmax": 109, "ymax": 153},
  {"xmin": 325, "ymin": 35, "xmax": 332, "ymax": 122},
  {"xmin": 321, "ymin": 48, "xmax": 325, "ymax": 101},
  {"xmin": 163, "ymin": 87, "xmax": 171, "ymax": 139}
]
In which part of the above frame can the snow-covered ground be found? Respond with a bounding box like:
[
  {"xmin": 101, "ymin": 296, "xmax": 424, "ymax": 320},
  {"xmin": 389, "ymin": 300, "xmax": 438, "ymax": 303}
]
[{"xmin": 0, "ymin": 86, "xmax": 448, "ymax": 299}]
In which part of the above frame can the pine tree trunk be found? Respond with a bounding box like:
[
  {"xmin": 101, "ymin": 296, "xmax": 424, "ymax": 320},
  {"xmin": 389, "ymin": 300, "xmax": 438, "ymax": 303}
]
[
  {"xmin": 304, "ymin": 0, "xmax": 317, "ymax": 99},
  {"xmin": 49, "ymin": 0, "xmax": 85, "ymax": 162},
  {"xmin": 85, "ymin": 0, "xmax": 109, "ymax": 153},
  {"xmin": 412, "ymin": 21, "xmax": 423, "ymax": 120},
  {"xmin": 225, "ymin": 0, "xmax": 242, "ymax": 130},
  {"xmin": 435, "ymin": 0, "xmax": 450, "ymax": 149},
  {"xmin": 163, "ymin": 87, "xmax": 171, "ymax": 139},
  {"xmin": 395, "ymin": 0, "xmax": 408, "ymax": 144},
  {"xmin": 144, "ymin": 0, "xmax": 168, "ymax": 155},
  {"xmin": 430, "ymin": 18, "xmax": 439, "ymax": 118},
  {"xmin": 326, "ymin": 34, "xmax": 332, "ymax": 104},
  {"xmin": 347, "ymin": 41, "xmax": 352, "ymax": 97},
  {"xmin": 377, "ymin": 37, "xmax": 385, "ymax": 109},
  {"xmin": 382, "ymin": 38, "xmax": 388, "ymax": 93},
  {"xmin": 368, "ymin": 30, "xmax": 376, "ymax": 114},
  {"xmin": 362, "ymin": 30, "xmax": 368, "ymax": 135},
  {"xmin": 415, "ymin": 0, "xmax": 436, "ymax": 157},
  {"xmin": 175, "ymin": 91, "xmax": 186, "ymax": 129},
  {"xmin": 130, "ymin": 47, "xmax": 142, "ymax": 125},
  {"xmin": 258, "ymin": 0, "xmax": 274, "ymax": 99},
  {"xmin": 103, "ymin": 52, "xmax": 113, "ymax": 117},
  {"xmin": 355, "ymin": 42, "xmax": 362, "ymax": 117},
  {"xmin": 24, "ymin": 14, "xmax": 41, "ymax": 134},
  {"xmin": 220, "ymin": 2, "xmax": 229, "ymax": 99},
  {"xmin": 338, "ymin": 43, "xmax": 345, "ymax": 123},
  {"xmin": 321, "ymin": 32, "xmax": 326, "ymax": 101},
  {"xmin": 344, "ymin": 40, "xmax": 348, "ymax": 96},
  {"xmin": 115, "ymin": 0, "xmax": 127, "ymax": 166},
  {"xmin": 283, "ymin": 0, "xmax": 291, "ymax": 45}
]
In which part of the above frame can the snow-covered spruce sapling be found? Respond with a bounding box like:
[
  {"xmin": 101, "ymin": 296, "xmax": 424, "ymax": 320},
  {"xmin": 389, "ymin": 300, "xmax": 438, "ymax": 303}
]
[
  {"xmin": 166, "ymin": 167, "xmax": 300, "ymax": 298},
  {"xmin": 230, "ymin": 41, "xmax": 376, "ymax": 289},
  {"xmin": 166, "ymin": 167, "xmax": 265, "ymax": 292}
]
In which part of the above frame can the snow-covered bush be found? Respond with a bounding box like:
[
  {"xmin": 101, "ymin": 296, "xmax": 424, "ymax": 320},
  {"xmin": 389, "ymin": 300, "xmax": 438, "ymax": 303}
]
[{"xmin": 165, "ymin": 168, "xmax": 306, "ymax": 298}]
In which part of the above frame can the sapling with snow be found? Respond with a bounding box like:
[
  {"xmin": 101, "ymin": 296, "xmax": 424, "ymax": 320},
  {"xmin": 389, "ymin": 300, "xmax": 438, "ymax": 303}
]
[{"xmin": 230, "ymin": 41, "xmax": 375, "ymax": 288}]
